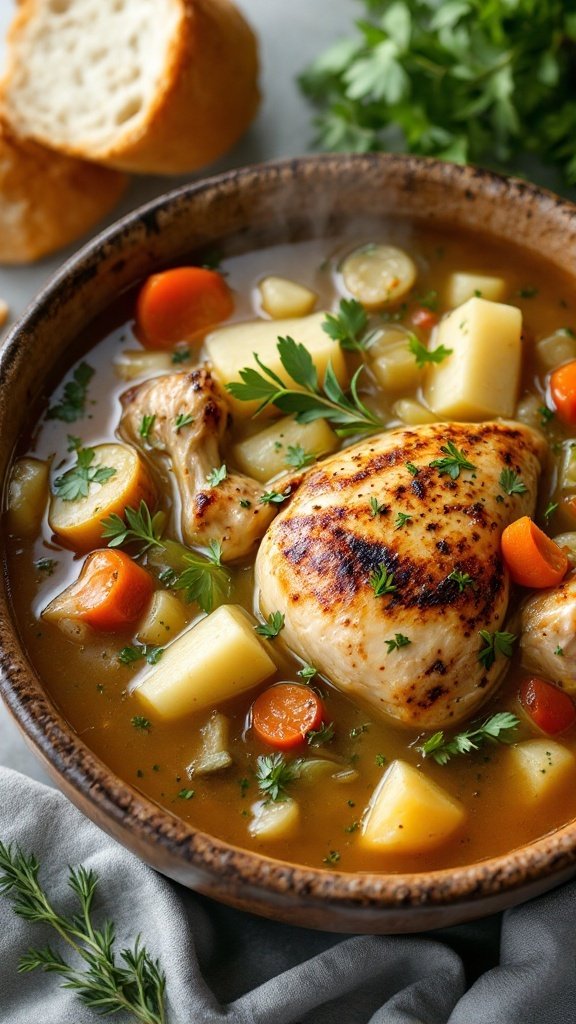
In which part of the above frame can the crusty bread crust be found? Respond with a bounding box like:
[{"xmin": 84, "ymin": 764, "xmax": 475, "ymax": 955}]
[
  {"xmin": 2, "ymin": 0, "xmax": 260, "ymax": 175},
  {"xmin": 0, "ymin": 118, "xmax": 127, "ymax": 264}
]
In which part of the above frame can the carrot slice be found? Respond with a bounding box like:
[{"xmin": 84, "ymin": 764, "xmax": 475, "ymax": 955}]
[
  {"xmin": 135, "ymin": 267, "xmax": 234, "ymax": 349},
  {"xmin": 520, "ymin": 677, "xmax": 576, "ymax": 735},
  {"xmin": 44, "ymin": 549, "xmax": 153, "ymax": 632},
  {"xmin": 501, "ymin": 516, "xmax": 568, "ymax": 588},
  {"xmin": 549, "ymin": 360, "xmax": 576, "ymax": 425},
  {"xmin": 251, "ymin": 683, "xmax": 325, "ymax": 750}
]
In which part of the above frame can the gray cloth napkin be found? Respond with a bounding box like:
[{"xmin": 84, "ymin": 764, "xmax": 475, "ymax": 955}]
[{"xmin": 0, "ymin": 765, "xmax": 572, "ymax": 1024}]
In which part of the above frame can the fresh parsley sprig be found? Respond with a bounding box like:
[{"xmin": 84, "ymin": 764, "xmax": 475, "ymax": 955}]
[
  {"xmin": 53, "ymin": 445, "xmax": 116, "ymax": 502},
  {"xmin": 226, "ymin": 335, "xmax": 384, "ymax": 437},
  {"xmin": 285, "ymin": 444, "xmax": 316, "ymax": 470},
  {"xmin": 499, "ymin": 468, "xmax": 528, "ymax": 496},
  {"xmin": 0, "ymin": 843, "xmax": 167, "ymax": 1024},
  {"xmin": 46, "ymin": 362, "xmax": 95, "ymax": 423},
  {"xmin": 172, "ymin": 539, "xmax": 230, "ymax": 614},
  {"xmin": 418, "ymin": 712, "xmax": 520, "ymax": 766},
  {"xmin": 101, "ymin": 500, "xmax": 164, "ymax": 555},
  {"xmin": 255, "ymin": 753, "xmax": 301, "ymax": 802},
  {"xmin": 408, "ymin": 336, "xmax": 452, "ymax": 368},
  {"xmin": 322, "ymin": 298, "xmax": 377, "ymax": 352},
  {"xmin": 369, "ymin": 565, "xmax": 398, "ymax": 597},
  {"xmin": 255, "ymin": 611, "xmax": 285, "ymax": 639},
  {"xmin": 478, "ymin": 630, "xmax": 516, "ymax": 670},
  {"xmin": 429, "ymin": 442, "xmax": 476, "ymax": 480}
]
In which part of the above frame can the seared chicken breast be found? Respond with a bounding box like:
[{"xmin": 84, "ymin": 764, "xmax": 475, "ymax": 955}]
[{"xmin": 256, "ymin": 421, "xmax": 546, "ymax": 729}]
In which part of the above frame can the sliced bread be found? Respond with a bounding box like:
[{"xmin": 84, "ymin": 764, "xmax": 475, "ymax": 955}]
[
  {"xmin": 1, "ymin": 0, "xmax": 260, "ymax": 175},
  {"xmin": 0, "ymin": 118, "xmax": 126, "ymax": 264}
]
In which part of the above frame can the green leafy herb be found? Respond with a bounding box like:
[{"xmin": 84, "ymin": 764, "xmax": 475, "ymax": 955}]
[
  {"xmin": 173, "ymin": 539, "xmax": 230, "ymax": 614},
  {"xmin": 46, "ymin": 362, "xmax": 95, "ymax": 423},
  {"xmin": 499, "ymin": 468, "xmax": 528, "ymax": 496},
  {"xmin": 285, "ymin": 444, "xmax": 315, "ymax": 470},
  {"xmin": 447, "ymin": 569, "xmax": 475, "ymax": 593},
  {"xmin": 350, "ymin": 723, "xmax": 369, "ymax": 739},
  {"xmin": 255, "ymin": 611, "xmax": 285, "ymax": 639},
  {"xmin": 430, "ymin": 442, "xmax": 476, "ymax": 480},
  {"xmin": 172, "ymin": 347, "xmax": 191, "ymax": 364},
  {"xmin": 174, "ymin": 412, "xmax": 194, "ymax": 432},
  {"xmin": 101, "ymin": 500, "xmax": 164, "ymax": 555},
  {"xmin": 259, "ymin": 488, "xmax": 292, "ymax": 505},
  {"xmin": 344, "ymin": 820, "xmax": 360, "ymax": 834},
  {"xmin": 131, "ymin": 715, "xmax": 151, "ymax": 732},
  {"xmin": 555, "ymin": 645, "xmax": 565, "ymax": 656},
  {"xmin": 255, "ymin": 753, "xmax": 301, "ymax": 802},
  {"xmin": 53, "ymin": 446, "xmax": 116, "ymax": 502},
  {"xmin": 307, "ymin": 721, "xmax": 335, "ymax": 746},
  {"xmin": 225, "ymin": 335, "xmax": 384, "ymax": 437},
  {"xmin": 322, "ymin": 298, "xmax": 375, "ymax": 352},
  {"xmin": 0, "ymin": 844, "xmax": 166, "ymax": 1024},
  {"xmin": 418, "ymin": 289, "xmax": 439, "ymax": 311},
  {"xmin": 322, "ymin": 850, "xmax": 341, "ymax": 866},
  {"xmin": 239, "ymin": 498, "xmax": 252, "ymax": 508},
  {"xmin": 418, "ymin": 712, "xmax": 520, "ymax": 766},
  {"xmin": 406, "ymin": 462, "xmax": 419, "ymax": 476},
  {"xmin": 177, "ymin": 788, "xmax": 195, "ymax": 800},
  {"xmin": 299, "ymin": 2, "xmax": 576, "ymax": 187},
  {"xmin": 119, "ymin": 645, "xmax": 164, "ymax": 666},
  {"xmin": 206, "ymin": 463, "xmax": 227, "ymax": 487},
  {"xmin": 369, "ymin": 564, "xmax": 398, "ymax": 597},
  {"xmin": 544, "ymin": 501, "xmax": 559, "ymax": 522},
  {"xmin": 394, "ymin": 511, "xmax": 412, "ymax": 529},
  {"xmin": 478, "ymin": 630, "xmax": 516, "ymax": 670},
  {"xmin": 375, "ymin": 753, "xmax": 388, "ymax": 767},
  {"xmin": 369, "ymin": 496, "xmax": 388, "ymax": 517},
  {"xmin": 35, "ymin": 558, "xmax": 56, "ymax": 576},
  {"xmin": 408, "ymin": 336, "xmax": 452, "ymax": 368},
  {"xmin": 139, "ymin": 414, "xmax": 156, "ymax": 440},
  {"xmin": 385, "ymin": 633, "xmax": 411, "ymax": 653},
  {"xmin": 539, "ymin": 405, "xmax": 555, "ymax": 426},
  {"xmin": 238, "ymin": 777, "xmax": 250, "ymax": 797},
  {"xmin": 518, "ymin": 286, "xmax": 538, "ymax": 299},
  {"xmin": 298, "ymin": 663, "xmax": 318, "ymax": 682}
]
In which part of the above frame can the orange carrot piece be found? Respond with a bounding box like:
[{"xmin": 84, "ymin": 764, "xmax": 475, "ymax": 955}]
[
  {"xmin": 549, "ymin": 360, "xmax": 576, "ymax": 425},
  {"xmin": 520, "ymin": 677, "xmax": 576, "ymax": 735},
  {"xmin": 135, "ymin": 267, "xmax": 234, "ymax": 349},
  {"xmin": 501, "ymin": 516, "xmax": 568, "ymax": 588},
  {"xmin": 251, "ymin": 683, "xmax": 325, "ymax": 750},
  {"xmin": 49, "ymin": 549, "xmax": 153, "ymax": 632}
]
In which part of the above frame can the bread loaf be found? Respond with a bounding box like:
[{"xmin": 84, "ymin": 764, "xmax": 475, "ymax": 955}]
[
  {"xmin": 0, "ymin": 118, "xmax": 126, "ymax": 264},
  {"xmin": 2, "ymin": 0, "xmax": 260, "ymax": 175}
]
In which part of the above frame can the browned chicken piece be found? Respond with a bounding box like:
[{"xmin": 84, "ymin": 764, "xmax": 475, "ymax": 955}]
[
  {"xmin": 521, "ymin": 573, "xmax": 576, "ymax": 692},
  {"xmin": 119, "ymin": 369, "xmax": 275, "ymax": 561},
  {"xmin": 256, "ymin": 421, "xmax": 546, "ymax": 729}
]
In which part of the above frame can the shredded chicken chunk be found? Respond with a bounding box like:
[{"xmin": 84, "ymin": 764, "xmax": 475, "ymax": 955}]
[
  {"xmin": 119, "ymin": 369, "xmax": 275, "ymax": 561},
  {"xmin": 521, "ymin": 573, "xmax": 576, "ymax": 691}
]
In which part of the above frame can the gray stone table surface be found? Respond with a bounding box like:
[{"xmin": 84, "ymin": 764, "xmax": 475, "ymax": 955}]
[{"xmin": 0, "ymin": 0, "xmax": 355, "ymax": 784}]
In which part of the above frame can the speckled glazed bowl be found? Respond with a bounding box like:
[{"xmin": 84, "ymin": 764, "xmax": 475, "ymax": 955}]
[{"xmin": 2, "ymin": 154, "xmax": 576, "ymax": 934}]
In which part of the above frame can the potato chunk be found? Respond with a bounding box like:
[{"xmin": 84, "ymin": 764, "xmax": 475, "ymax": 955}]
[
  {"xmin": 205, "ymin": 312, "xmax": 348, "ymax": 419},
  {"xmin": 135, "ymin": 604, "xmax": 276, "ymax": 720},
  {"xmin": 259, "ymin": 277, "xmax": 316, "ymax": 319},
  {"xmin": 369, "ymin": 327, "xmax": 422, "ymax": 393},
  {"xmin": 136, "ymin": 590, "xmax": 187, "ymax": 646},
  {"xmin": 536, "ymin": 330, "xmax": 576, "ymax": 372},
  {"xmin": 341, "ymin": 244, "xmax": 416, "ymax": 310},
  {"xmin": 424, "ymin": 297, "xmax": 522, "ymax": 419},
  {"xmin": 360, "ymin": 760, "xmax": 465, "ymax": 854},
  {"xmin": 445, "ymin": 272, "xmax": 507, "ymax": 308},
  {"xmin": 232, "ymin": 416, "xmax": 338, "ymax": 482},
  {"xmin": 508, "ymin": 740, "xmax": 576, "ymax": 802},
  {"xmin": 248, "ymin": 797, "xmax": 300, "ymax": 840},
  {"xmin": 49, "ymin": 443, "xmax": 156, "ymax": 552},
  {"xmin": 7, "ymin": 457, "xmax": 49, "ymax": 535}
]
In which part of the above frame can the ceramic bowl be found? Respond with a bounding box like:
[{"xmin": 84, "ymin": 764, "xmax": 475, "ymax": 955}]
[{"xmin": 2, "ymin": 154, "xmax": 576, "ymax": 934}]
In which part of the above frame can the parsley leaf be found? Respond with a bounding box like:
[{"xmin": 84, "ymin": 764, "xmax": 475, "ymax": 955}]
[
  {"xmin": 307, "ymin": 721, "xmax": 335, "ymax": 746},
  {"xmin": 478, "ymin": 630, "xmax": 516, "ymax": 670},
  {"xmin": 418, "ymin": 712, "xmax": 520, "ymax": 766},
  {"xmin": 369, "ymin": 565, "xmax": 397, "ymax": 597},
  {"xmin": 101, "ymin": 500, "xmax": 164, "ymax": 555},
  {"xmin": 260, "ymin": 488, "xmax": 291, "ymax": 505},
  {"xmin": 322, "ymin": 298, "xmax": 375, "ymax": 352},
  {"xmin": 429, "ymin": 442, "xmax": 476, "ymax": 480},
  {"xmin": 172, "ymin": 539, "xmax": 230, "ymax": 614},
  {"xmin": 285, "ymin": 444, "xmax": 315, "ymax": 470},
  {"xmin": 46, "ymin": 362, "xmax": 94, "ymax": 423},
  {"xmin": 131, "ymin": 715, "xmax": 151, "ymax": 732},
  {"xmin": 172, "ymin": 347, "xmax": 191, "ymax": 364},
  {"xmin": 385, "ymin": 633, "xmax": 411, "ymax": 653},
  {"xmin": 255, "ymin": 753, "xmax": 301, "ymax": 802},
  {"xmin": 408, "ymin": 336, "xmax": 452, "ymax": 368},
  {"xmin": 255, "ymin": 611, "xmax": 285, "ymax": 639},
  {"xmin": 139, "ymin": 414, "xmax": 156, "ymax": 440},
  {"xmin": 53, "ymin": 446, "xmax": 116, "ymax": 502},
  {"xmin": 298, "ymin": 663, "xmax": 318, "ymax": 682},
  {"xmin": 206, "ymin": 464, "xmax": 227, "ymax": 488},
  {"xmin": 499, "ymin": 468, "xmax": 528, "ymax": 496},
  {"xmin": 119, "ymin": 645, "xmax": 164, "ymax": 666},
  {"xmin": 174, "ymin": 412, "xmax": 194, "ymax": 432},
  {"xmin": 370, "ymin": 496, "xmax": 388, "ymax": 517},
  {"xmin": 447, "ymin": 569, "xmax": 475, "ymax": 593},
  {"xmin": 394, "ymin": 511, "xmax": 412, "ymax": 530}
]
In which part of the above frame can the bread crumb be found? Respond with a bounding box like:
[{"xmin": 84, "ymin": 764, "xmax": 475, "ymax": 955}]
[{"xmin": 0, "ymin": 299, "xmax": 10, "ymax": 327}]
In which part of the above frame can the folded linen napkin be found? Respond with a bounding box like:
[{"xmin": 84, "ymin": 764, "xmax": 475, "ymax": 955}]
[{"xmin": 0, "ymin": 765, "xmax": 573, "ymax": 1024}]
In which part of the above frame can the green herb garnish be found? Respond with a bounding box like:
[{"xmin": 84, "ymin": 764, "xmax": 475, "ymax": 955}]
[
  {"xmin": 177, "ymin": 789, "xmax": 195, "ymax": 800},
  {"xmin": 172, "ymin": 347, "xmax": 191, "ymax": 364},
  {"xmin": 255, "ymin": 611, "xmax": 285, "ymax": 639},
  {"xmin": 173, "ymin": 539, "xmax": 230, "ymax": 614},
  {"xmin": 544, "ymin": 501, "xmax": 559, "ymax": 522},
  {"xmin": 119, "ymin": 645, "xmax": 164, "ymax": 666},
  {"xmin": 369, "ymin": 496, "xmax": 387, "ymax": 517},
  {"xmin": 408, "ymin": 336, "xmax": 452, "ymax": 368},
  {"xmin": 101, "ymin": 500, "xmax": 164, "ymax": 555},
  {"xmin": 298, "ymin": 663, "xmax": 318, "ymax": 682},
  {"xmin": 53, "ymin": 446, "xmax": 116, "ymax": 502},
  {"xmin": 174, "ymin": 412, "xmax": 194, "ymax": 432},
  {"xmin": 385, "ymin": 633, "xmax": 411, "ymax": 653},
  {"xmin": 206, "ymin": 463, "xmax": 227, "ymax": 487},
  {"xmin": 447, "ymin": 569, "xmax": 475, "ymax": 593},
  {"xmin": 307, "ymin": 721, "xmax": 335, "ymax": 746},
  {"xmin": 418, "ymin": 712, "xmax": 520, "ymax": 766},
  {"xmin": 429, "ymin": 442, "xmax": 476, "ymax": 480},
  {"xmin": 394, "ymin": 511, "xmax": 412, "ymax": 530},
  {"xmin": 322, "ymin": 850, "xmax": 341, "ymax": 866},
  {"xmin": 255, "ymin": 753, "xmax": 301, "ymax": 802},
  {"xmin": 131, "ymin": 715, "xmax": 152, "ymax": 732},
  {"xmin": 259, "ymin": 488, "xmax": 291, "ymax": 505},
  {"xmin": 35, "ymin": 558, "xmax": 56, "ymax": 576},
  {"xmin": 369, "ymin": 565, "xmax": 397, "ymax": 597},
  {"xmin": 285, "ymin": 444, "xmax": 315, "ymax": 470},
  {"xmin": 139, "ymin": 414, "xmax": 156, "ymax": 440},
  {"xmin": 226, "ymin": 335, "xmax": 384, "ymax": 437},
  {"xmin": 478, "ymin": 630, "xmax": 516, "ymax": 670},
  {"xmin": 322, "ymin": 298, "xmax": 375, "ymax": 352},
  {"xmin": 499, "ymin": 468, "xmax": 528, "ymax": 496},
  {"xmin": 46, "ymin": 362, "xmax": 94, "ymax": 423}
]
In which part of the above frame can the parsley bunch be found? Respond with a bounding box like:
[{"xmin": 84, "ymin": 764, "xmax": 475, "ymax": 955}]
[{"xmin": 300, "ymin": 1, "xmax": 576, "ymax": 184}]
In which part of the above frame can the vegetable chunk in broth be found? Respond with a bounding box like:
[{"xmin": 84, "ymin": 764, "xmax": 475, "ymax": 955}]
[{"xmin": 7, "ymin": 223, "xmax": 576, "ymax": 873}]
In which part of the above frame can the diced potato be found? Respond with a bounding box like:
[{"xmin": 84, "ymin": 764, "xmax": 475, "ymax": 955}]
[
  {"xmin": 423, "ymin": 297, "xmax": 522, "ymax": 419},
  {"xmin": 135, "ymin": 604, "xmax": 276, "ymax": 720},
  {"xmin": 49, "ymin": 444, "xmax": 157, "ymax": 552},
  {"xmin": 508, "ymin": 740, "xmax": 576, "ymax": 802},
  {"xmin": 232, "ymin": 416, "xmax": 338, "ymax": 482},
  {"xmin": 393, "ymin": 398, "xmax": 439, "ymax": 425},
  {"xmin": 205, "ymin": 312, "xmax": 348, "ymax": 419},
  {"xmin": 514, "ymin": 394, "xmax": 545, "ymax": 431},
  {"xmin": 370, "ymin": 328, "xmax": 422, "ymax": 393},
  {"xmin": 445, "ymin": 271, "xmax": 507, "ymax": 308},
  {"xmin": 536, "ymin": 330, "xmax": 576, "ymax": 372},
  {"xmin": 136, "ymin": 590, "xmax": 188, "ymax": 647},
  {"xmin": 360, "ymin": 760, "xmax": 465, "ymax": 854},
  {"xmin": 7, "ymin": 457, "xmax": 49, "ymax": 535},
  {"xmin": 187, "ymin": 712, "xmax": 233, "ymax": 775},
  {"xmin": 114, "ymin": 349, "xmax": 173, "ymax": 381},
  {"xmin": 259, "ymin": 276, "xmax": 317, "ymax": 319},
  {"xmin": 248, "ymin": 797, "xmax": 300, "ymax": 840},
  {"xmin": 341, "ymin": 244, "xmax": 417, "ymax": 310}
]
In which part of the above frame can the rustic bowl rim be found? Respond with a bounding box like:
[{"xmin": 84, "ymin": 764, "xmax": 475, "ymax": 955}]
[{"xmin": 2, "ymin": 151, "xmax": 576, "ymax": 915}]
